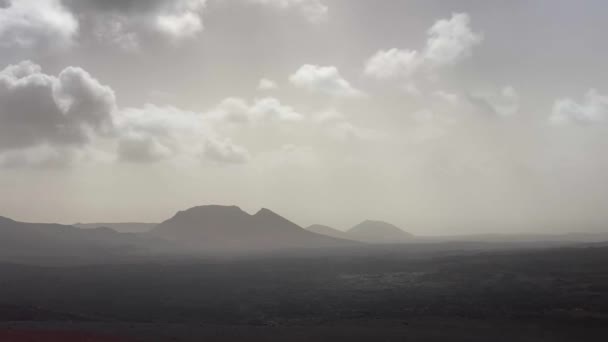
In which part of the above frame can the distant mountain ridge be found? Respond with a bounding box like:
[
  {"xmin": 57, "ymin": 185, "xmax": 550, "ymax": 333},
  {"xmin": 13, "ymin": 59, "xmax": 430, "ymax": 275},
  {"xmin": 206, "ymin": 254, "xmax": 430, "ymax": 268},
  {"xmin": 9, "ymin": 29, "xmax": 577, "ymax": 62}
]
[
  {"xmin": 152, "ymin": 205, "xmax": 356, "ymax": 252},
  {"xmin": 305, "ymin": 220, "xmax": 415, "ymax": 244},
  {"xmin": 4, "ymin": 205, "xmax": 608, "ymax": 265},
  {"xmin": 347, "ymin": 220, "xmax": 415, "ymax": 243},
  {"xmin": 306, "ymin": 224, "xmax": 353, "ymax": 240},
  {"xmin": 0, "ymin": 216, "xmax": 143, "ymax": 261},
  {"xmin": 75, "ymin": 222, "xmax": 157, "ymax": 233}
]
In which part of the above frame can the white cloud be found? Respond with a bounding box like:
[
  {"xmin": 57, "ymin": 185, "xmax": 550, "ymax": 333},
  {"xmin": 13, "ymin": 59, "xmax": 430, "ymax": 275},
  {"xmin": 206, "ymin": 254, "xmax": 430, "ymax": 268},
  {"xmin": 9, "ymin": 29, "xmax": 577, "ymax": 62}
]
[
  {"xmin": 250, "ymin": 97, "xmax": 303, "ymax": 121},
  {"xmin": 117, "ymin": 132, "xmax": 175, "ymax": 163},
  {"xmin": 364, "ymin": 13, "xmax": 482, "ymax": 80},
  {"xmin": 424, "ymin": 13, "xmax": 483, "ymax": 67},
  {"xmin": 0, "ymin": 0, "xmax": 78, "ymax": 48},
  {"xmin": 258, "ymin": 78, "xmax": 278, "ymax": 91},
  {"xmin": 155, "ymin": 2, "xmax": 206, "ymax": 40},
  {"xmin": 209, "ymin": 97, "xmax": 303, "ymax": 123},
  {"xmin": 248, "ymin": 0, "xmax": 328, "ymax": 23},
  {"xmin": 115, "ymin": 104, "xmax": 202, "ymax": 163},
  {"xmin": 551, "ymin": 89, "xmax": 608, "ymax": 124},
  {"xmin": 364, "ymin": 49, "xmax": 421, "ymax": 80},
  {"xmin": 290, "ymin": 64, "xmax": 365, "ymax": 98},
  {"xmin": 115, "ymin": 104, "xmax": 250, "ymax": 164}
]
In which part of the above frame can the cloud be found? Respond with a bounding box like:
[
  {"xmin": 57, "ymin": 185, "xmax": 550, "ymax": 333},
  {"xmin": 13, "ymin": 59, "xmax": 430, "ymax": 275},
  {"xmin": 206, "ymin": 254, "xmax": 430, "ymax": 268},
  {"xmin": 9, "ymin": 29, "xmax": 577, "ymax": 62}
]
[
  {"xmin": 209, "ymin": 97, "xmax": 303, "ymax": 123},
  {"xmin": 313, "ymin": 108, "xmax": 345, "ymax": 123},
  {"xmin": 0, "ymin": 0, "xmax": 78, "ymax": 48},
  {"xmin": 203, "ymin": 137, "xmax": 250, "ymax": 164},
  {"xmin": 259, "ymin": 144, "xmax": 319, "ymax": 168},
  {"xmin": 0, "ymin": 61, "xmax": 115, "ymax": 153},
  {"xmin": 468, "ymin": 86, "xmax": 519, "ymax": 117},
  {"xmin": 0, "ymin": 60, "xmax": 254, "ymax": 167},
  {"xmin": 64, "ymin": 0, "xmax": 208, "ymax": 49},
  {"xmin": 115, "ymin": 104, "xmax": 251, "ymax": 165},
  {"xmin": 155, "ymin": 1, "xmax": 206, "ymax": 39},
  {"xmin": 424, "ymin": 13, "xmax": 483, "ymax": 67},
  {"xmin": 290, "ymin": 64, "xmax": 365, "ymax": 98},
  {"xmin": 62, "ymin": 0, "xmax": 327, "ymax": 50},
  {"xmin": 117, "ymin": 132, "xmax": 174, "ymax": 163},
  {"xmin": 434, "ymin": 90, "xmax": 460, "ymax": 105},
  {"xmin": 364, "ymin": 13, "xmax": 482, "ymax": 80},
  {"xmin": 313, "ymin": 109, "xmax": 383, "ymax": 142},
  {"xmin": 0, "ymin": 144, "xmax": 75, "ymax": 169},
  {"xmin": 364, "ymin": 49, "xmax": 421, "ymax": 81},
  {"xmin": 327, "ymin": 122, "xmax": 381, "ymax": 142},
  {"xmin": 247, "ymin": 0, "xmax": 328, "ymax": 23},
  {"xmin": 115, "ymin": 104, "xmax": 203, "ymax": 163},
  {"xmin": 258, "ymin": 78, "xmax": 278, "ymax": 91},
  {"xmin": 551, "ymin": 89, "xmax": 608, "ymax": 125}
]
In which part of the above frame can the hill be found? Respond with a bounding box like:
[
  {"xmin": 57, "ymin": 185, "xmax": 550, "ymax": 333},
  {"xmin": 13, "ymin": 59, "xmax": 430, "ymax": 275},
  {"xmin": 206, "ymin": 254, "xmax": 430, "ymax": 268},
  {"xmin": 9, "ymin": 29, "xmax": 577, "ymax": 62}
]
[
  {"xmin": 306, "ymin": 224, "xmax": 352, "ymax": 240},
  {"xmin": 151, "ymin": 205, "xmax": 355, "ymax": 252},
  {"xmin": 347, "ymin": 220, "xmax": 414, "ymax": 243},
  {"xmin": 75, "ymin": 222, "xmax": 157, "ymax": 233},
  {"xmin": 0, "ymin": 216, "xmax": 153, "ymax": 262}
]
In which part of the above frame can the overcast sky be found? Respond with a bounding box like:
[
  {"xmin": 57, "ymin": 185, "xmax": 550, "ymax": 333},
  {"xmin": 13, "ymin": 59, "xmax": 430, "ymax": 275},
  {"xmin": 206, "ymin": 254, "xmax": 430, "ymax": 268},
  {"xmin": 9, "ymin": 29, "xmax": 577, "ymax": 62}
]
[{"xmin": 1, "ymin": 0, "xmax": 607, "ymax": 234}]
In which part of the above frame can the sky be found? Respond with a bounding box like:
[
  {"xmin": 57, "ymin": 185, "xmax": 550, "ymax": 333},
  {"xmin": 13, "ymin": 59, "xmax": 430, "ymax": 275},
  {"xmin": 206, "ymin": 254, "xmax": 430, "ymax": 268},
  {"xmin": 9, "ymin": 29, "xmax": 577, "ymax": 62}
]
[{"xmin": 1, "ymin": 0, "xmax": 607, "ymax": 235}]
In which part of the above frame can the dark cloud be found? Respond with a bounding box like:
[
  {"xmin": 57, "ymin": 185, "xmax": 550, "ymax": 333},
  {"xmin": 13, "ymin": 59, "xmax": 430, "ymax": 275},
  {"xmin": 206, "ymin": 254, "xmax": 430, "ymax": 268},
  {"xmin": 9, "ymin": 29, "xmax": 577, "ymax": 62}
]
[{"xmin": 0, "ymin": 61, "xmax": 115, "ymax": 152}]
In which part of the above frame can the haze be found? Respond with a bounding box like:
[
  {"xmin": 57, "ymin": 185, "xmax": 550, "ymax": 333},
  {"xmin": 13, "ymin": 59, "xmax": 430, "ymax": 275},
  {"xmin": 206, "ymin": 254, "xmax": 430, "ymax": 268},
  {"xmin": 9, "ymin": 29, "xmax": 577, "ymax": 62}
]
[{"xmin": 1, "ymin": 0, "xmax": 608, "ymax": 236}]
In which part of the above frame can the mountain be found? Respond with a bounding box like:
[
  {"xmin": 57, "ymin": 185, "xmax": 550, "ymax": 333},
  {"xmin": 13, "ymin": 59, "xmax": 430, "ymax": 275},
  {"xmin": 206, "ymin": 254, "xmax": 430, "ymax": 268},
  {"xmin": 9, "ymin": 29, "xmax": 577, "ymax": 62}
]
[
  {"xmin": 0, "ymin": 216, "xmax": 155, "ymax": 262},
  {"xmin": 152, "ymin": 205, "xmax": 355, "ymax": 252},
  {"xmin": 75, "ymin": 222, "xmax": 157, "ymax": 233},
  {"xmin": 306, "ymin": 224, "xmax": 352, "ymax": 240},
  {"xmin": 347, "ymin": 220, "xmax": 414, "ymax": 244}
]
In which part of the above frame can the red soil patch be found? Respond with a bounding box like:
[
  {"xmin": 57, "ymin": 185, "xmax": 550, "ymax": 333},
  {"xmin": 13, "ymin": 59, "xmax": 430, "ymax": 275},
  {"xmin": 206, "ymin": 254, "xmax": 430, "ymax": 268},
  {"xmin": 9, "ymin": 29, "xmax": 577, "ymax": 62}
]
[{"xmin": 0, "ymin": 329, "xmax": 135, "ymax": 342}]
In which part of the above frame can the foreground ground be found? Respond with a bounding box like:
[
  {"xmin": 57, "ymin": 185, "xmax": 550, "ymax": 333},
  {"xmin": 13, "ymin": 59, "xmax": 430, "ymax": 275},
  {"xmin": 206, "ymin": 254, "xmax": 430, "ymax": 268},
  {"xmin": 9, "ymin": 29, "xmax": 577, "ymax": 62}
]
[{"xmin": 0, "ymin": 244, "xmax": 607, "ymax": 341}]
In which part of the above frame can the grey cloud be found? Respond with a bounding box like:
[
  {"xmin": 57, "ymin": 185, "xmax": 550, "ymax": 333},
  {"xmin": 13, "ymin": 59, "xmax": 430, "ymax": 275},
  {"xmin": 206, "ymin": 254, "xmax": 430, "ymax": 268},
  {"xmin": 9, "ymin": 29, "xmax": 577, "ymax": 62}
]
[
  {"xmin": 117, "ymin": 133, "xmax": 174, "ymax": 163},
  {"xmin": 0, "ymin": 145, "xmax": 75, "ymax": 169},
  {"xmin": 115, "ymin": 104, "xmax": 251, "ymax": 165},
  {"xmin": 468, "ymin": 86, "xmax": 520, "ymax": 117},
  {"xmin": 246, "ymin": 0, "xmax": 328, "ymax": 23},
  {"xmin": 364, "ymin": 13, "xmax": 482, "ymax": 81},
  {"xmin": 289, "ymin": 64, "xmax": 365, "ymax": 98},
  {"xmin": 258, "ymin": 78, "xmax": 278, "ymax": 91},
  {"xmin": 203, "ymin": 137, "xmax": 250, "ymax": 164},
  {"xmin": 0, "ymin": 61, "xmax": 115, "ymax": 153},
  {"xmin": 209, "ymin": 97, "xmax": 303, "ymax": 123},
  {"xmin": 115, "ymin": 104, "xmax": 201, "ymax": 163},
  {"xmin": 0, "ymin": 0, "xmax": 78, "ymax": 48},
  {"xmin": 63, "ymin": 0, "xmax": 208, "ymax": 49},
  {"xmin": 61, "ymin": 0, "xmax": 326, "ymax": 50},
  {"xmin": 551, "ymin": 89, "xmax": 608, "ymax": 125}
]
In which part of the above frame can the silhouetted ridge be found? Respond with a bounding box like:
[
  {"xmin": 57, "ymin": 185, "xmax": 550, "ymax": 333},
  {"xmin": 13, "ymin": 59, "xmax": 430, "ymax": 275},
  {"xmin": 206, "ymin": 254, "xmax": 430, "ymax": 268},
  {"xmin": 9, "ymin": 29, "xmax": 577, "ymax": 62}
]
[
  {"xmin": 0, "ymin": 216, "xmax": 16, "ymax": 224},
  {"xmin": 347, "ymin": 220, "xmax": 414, "ymax": 243},
  {"xmin": 75, "ymin": 222, "xmax": 157, "ymax": 233},
  {"xmin": 306, "ymin": 224, "xmax": 352, "ymax": 240},
  {"xmin": 152, "ymin": 205, "xmax": 356, "ymax": 252},
  {"xmin": 0, "ymin": 216, "xmax": 156, "ymax": 261}
]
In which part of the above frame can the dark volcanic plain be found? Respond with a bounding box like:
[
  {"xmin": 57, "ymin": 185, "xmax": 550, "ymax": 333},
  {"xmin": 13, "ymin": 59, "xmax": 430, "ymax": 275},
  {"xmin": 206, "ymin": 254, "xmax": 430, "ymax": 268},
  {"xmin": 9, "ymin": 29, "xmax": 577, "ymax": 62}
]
[{"xmin": 1, "ymin": 207, "xmax": 608, "ymax": 341}]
